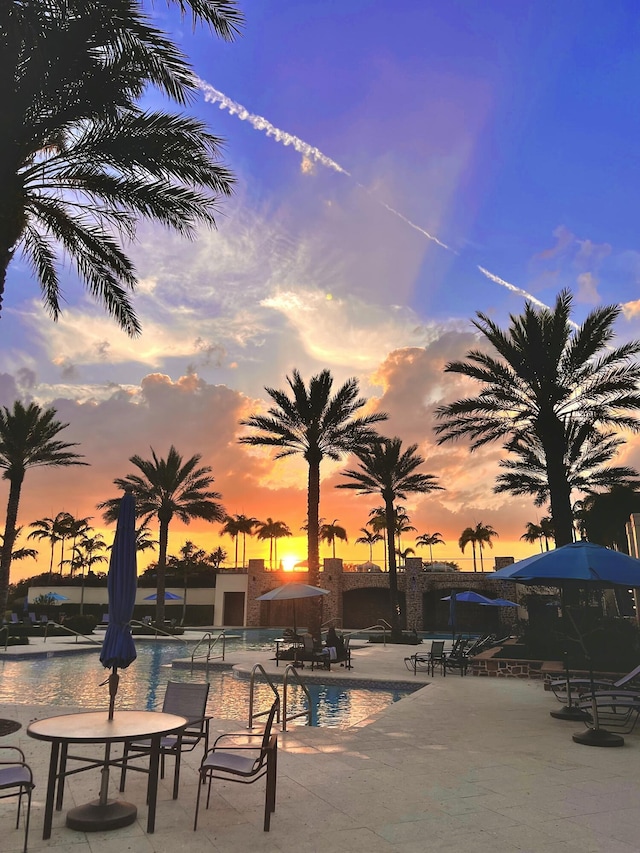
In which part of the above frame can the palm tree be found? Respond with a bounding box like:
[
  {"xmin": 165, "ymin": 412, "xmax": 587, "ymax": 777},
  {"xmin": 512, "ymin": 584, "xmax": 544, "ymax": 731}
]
[
  {"xmin": 209, "ymin": 546, "xmax": 227, "ymax": 570},
  {"xmin": 458, "ymin": 527, "xmax": 478, "ymax": 571},
  {"xmin": 355, "ymin": 528, "xmax": 383, "ymax": 562},
  {"xmin": 521, "ymin": 522, "xmax": 544, "ymax": 553},
  {"xmin": 0, "ymin": 527, "xmax": 38, "ymax": 562},
  {"xmin": 396, "ymin": 546, "xmax": 415, "ymax": 567},
  {"xmin": 240, "ymin": 369, "xmax": 386, "ymax": 633},
  {"xmin": 394, "ymin": 510, "xmax": 416, "ymax": 557},
  {"xmin": 1, "ymin": 1, "xmax": 242, "ymax": 330},
  {"xmin": 581, "ymin": 486, "xmax": 640, "ymax": 552},
  {"xmin": 27, "ymin": 514, "xmax": 62, "ymax": 577},
  {"xmin": 0, "ymin": 401, "xmax": 86, "ymax": 613},
  {"xmin": 255, "ymin": 518, "xmax": 292, "ymax": 569},
  {"xmin": 415, "ymin": 531, "xmax": 445, "ymax": 564},
  {"xmin": 221, "ymin": 515, "xmax": 242, "ymax": 568},
  {"xmin": 368, "ymin": 507, "xmax": 388, "ymax": 570},
  {"xmin": 540, "ymin": 516, "xmax": 555, "ymax": 550},
  {"xmin": 320, "ymin": 519, "xmax": 348, "ymax": 559},
  {"xmin": 338, "ymin": 437, "xmax": 443, "ymax": 641},
  {"xmin": 435, "ymin": 290, "xmax": 640, "ymax": 545},
  {"xmin": 135, "ymin": 521, "xmax": 157, "ymax": 554},
  {"xmin": 233, "ymin": 514, "xmax": 259, "ymax": 568},
  {"xmin": 473, "ymin": 522, "xmax": 498, "ymax": 572},
  {"xmin": 98, "ymin": 446, "xmax": 225, "ymax": 624}
]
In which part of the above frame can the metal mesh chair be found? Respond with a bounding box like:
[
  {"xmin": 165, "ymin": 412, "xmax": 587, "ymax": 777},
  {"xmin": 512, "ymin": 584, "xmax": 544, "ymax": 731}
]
[
  {"xmin": 0, "ymin": 746, "xmax": 34, "ymax": 853},
  {"xmin": 120, "ymin": 680, "xmax": 211, "ymax": 799},
  {"xmin": 194, "ymin": 698, "xmax": 279, "ymax": 832}
]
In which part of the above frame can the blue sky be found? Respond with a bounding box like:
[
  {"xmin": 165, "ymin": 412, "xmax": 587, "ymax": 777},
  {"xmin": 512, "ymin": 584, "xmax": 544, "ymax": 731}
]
[{"xmin": 3, "ymin": 1, "xmax": 640, "ymax": 576}]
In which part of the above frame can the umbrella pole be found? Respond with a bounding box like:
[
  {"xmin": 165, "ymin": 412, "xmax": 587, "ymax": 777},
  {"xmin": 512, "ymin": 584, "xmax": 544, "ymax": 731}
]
[
  {"xmin": 550, "ymin": 587, "xmax": 589, "ymax": 722},
  {"xmin": 108, "ymin": 668, "xmax": 119, "ymax": 721}
]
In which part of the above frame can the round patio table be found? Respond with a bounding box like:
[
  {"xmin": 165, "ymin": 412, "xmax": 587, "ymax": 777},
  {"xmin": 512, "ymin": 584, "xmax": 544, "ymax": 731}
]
[{"xmin": 27, "ymin": 709, "xmax": 187, "ymax": 838}]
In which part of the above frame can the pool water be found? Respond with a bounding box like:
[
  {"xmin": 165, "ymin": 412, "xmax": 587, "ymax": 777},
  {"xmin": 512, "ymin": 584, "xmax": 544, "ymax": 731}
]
[{"xmin": 0, "ymin": 638, "xmax": 415, "ymax": 729}]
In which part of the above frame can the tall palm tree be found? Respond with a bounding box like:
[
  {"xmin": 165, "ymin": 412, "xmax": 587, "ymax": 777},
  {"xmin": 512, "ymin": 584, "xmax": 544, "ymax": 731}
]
[
  {"xmin": 0, "ymin": 527, "xmax": 38, "ymax": 562},
  {"xmin": 458, "ymin": 527, "xmax": 478, "ymax": 572},
  {"xmin": 581, "ymin": 486, "xmax": 640, "ymax": 552},
  {"xmin": 221, "ymin": 515, "xmax": 242, "ymax": 568},
  {"xmin": 435, "ymin": 290, "xmax": 640, "ymax": 545},
  {"xmin": 415, "ymin": 531, "xmax": 445, "ymax": 564},
  {"xmin": 521, "ymin": 522, "xmax": 544, "ymax": 553},
  {"xmin": 355, "ymin": 527, "xmax": 383, "ymax": 562},
  {"xmin": 473, "ymin": 522, "xmax": 498, "ymax": 572},
  {"xmin": 338, "ymin": 437, "xmax": 443, "ymax": 641},
  {"xmin": 255, "ymin": 518, "xmax": 292, "ymax": 569},
  {"xmin": 396, "ymin": 546, "xmax": 415, "ymax": 566},
  {"xmin": 240, "ymin": 369, "xmax": 386, "ymax": 633},
  {"xmin": 393, "ymin": 510, "xmax": 416, "ymax": 557},
  {"xmin": 0, "ymin": 401, "xmax": 86, "ymax": 613},
  {"xmin": 1, "ymin": 0, "xmax": 242, "ymax": 330},
  {"xmin": 320, "ymin": 519, "xmax": 348, "ymax": 559},
  {"xmin": 98, "ymin": 446, "xmax": 225, "ymax": 624},
  {"xmin": 540, "ymin": 516, "xmax": 555, "ymax": 550}
]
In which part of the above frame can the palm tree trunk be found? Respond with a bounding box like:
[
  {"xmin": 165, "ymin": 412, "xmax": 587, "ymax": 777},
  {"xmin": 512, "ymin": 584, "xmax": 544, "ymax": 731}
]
[
  {"xmin": 429, "ymin": 544, "xmax": 433, "ymax": 563},
  {"xmin": 542, "ymin": 418, "xmax": 574, "ymax": 546},
  {"xmin": 472, "ymin": 541, "xmax": 477, "ymax": 572},
  {"xmin": 384, "ymin": 496, "xmax": 402, "ymax": 642},
  {"xmin": 0, "ymin": 473, "xmax": 23, "ymax": 615},
  {"xmin": 306, "ymin": 454, "xmax": 322, "ymax": 636},
  {"xmin": 234, "ymin": 535, "xmax": 238, "ymax": 568},
  {"xmin": 156, "ymin": 517, "xmax": 169, "ymax": 625},
  {"xmin": 242, "ymin": 532, "xmax": 246, "ymax": 568},
  {"xmin": 479, "ymin": 544, "xmax": 484, "ymax": 572}
]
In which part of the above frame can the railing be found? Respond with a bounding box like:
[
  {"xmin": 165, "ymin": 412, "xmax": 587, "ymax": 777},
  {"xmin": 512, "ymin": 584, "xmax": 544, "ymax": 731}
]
[
  {"xmin": 321, "ymin": 617, "xmax": 342, "ymax": 630},
  {"xmin": 282, "ymin": 664, "xmax": 312, "ymax": 731},
  {"xmin": 248, "ymin": 664, "xmax": 281, "ymax": 729},
  {"xmin": 190, "ymin": 630, "xmax": 234, "ymax": 673},
  {"xmin": 44, "ymin": 621, "xmax": 102, "ymax": 646},
  {"xmin": 129, "ymin": 619, "xmax": 190, "ymax": 649},
  {"xmin": 345, "ymin": 621, "xmax": 391, "ymax": 646}
]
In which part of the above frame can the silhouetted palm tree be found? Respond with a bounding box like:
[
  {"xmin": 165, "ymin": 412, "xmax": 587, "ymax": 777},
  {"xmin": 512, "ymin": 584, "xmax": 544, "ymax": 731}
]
[
  {"xmin": 256, "ymin": 518, "xmax": 292, "ymax": 568},
  {"xmin": 367, "ymin": 507, "xmax": 388, "ymax": 570},
  {"xmin": 338, "ymin": 437, "xmax": 442, "ymax": 640},
  {"xmin": 396, "ymin": 546, "xmax": 415, "ymax": 566},
  {"xmin": 28, "ymin": 514, "xmax": 63, "ymax": 577},
  {"xmin": 473, "ymin": 522, "xmax": 498, "ymax": 572},
  {"xmin": 241, "ymin": 369, "xmax": 386, "ymax": 632},
  {"xmin": 320, "ymin": 519, "xmax": 348, "ymax": 559},
  {"xmin": 0, "ymin": 401, "xmax": 86, "ymax": 613},
  {"xmin": 221, "ymin": 515, "xmax": 241, "ymax": 567},
  {"xmin": 235, "ymin": 514, "xmax": 259, "ymax": 568},
  {"xmin": 581, "ymin": 486, "xmax": 640, "ymax": 552},
  {"xmin": 1, "ymin": 0, "xmax": 242, "ymax": 329},
  {"xmin": 355, "ymin": 528, "xmax": 383, "ymax": 562},
  {"xmin": 99, "ymin": 446, "xmax": 225, "ymax": 623},
  {"xmin": 0, "ymin": 528, "xmax": 38, "ymax": 562},
  {"xmin": 435, "ymin": 291, "xmax": 640, "ymax": 545},
  {"xmin": 521, "ymin": 522, "xmax": 544, "ymax": 553},
  {"xmin": 458, "ymin": 527, "xmax": 478, "ymax": 572},
  {"xmin": 415, "ymin": 531, "xmax": 445, "ymax": 563}
]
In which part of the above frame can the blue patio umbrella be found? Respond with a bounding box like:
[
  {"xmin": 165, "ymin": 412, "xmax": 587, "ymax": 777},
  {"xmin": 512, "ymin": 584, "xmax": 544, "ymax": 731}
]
[
  {"xmin": 143, "ymin": 591, "xmax": 182, "ymax": 601},
  {"xmin": 46, "ymin": 591, "xmax": 69, "ymax": 602},
  {"xmin": 493, "ymin": 541, "xmax": 640, "ymax": 746},
  {"xmin": 100, "ymin": 490, "xmax": 137, "ymax": 720},
  {"xmin": 487, "ymin": 598, "xmax": 519, "ymax": 607},
  {"xmin": 441, "ymin": 591, "xmax": 495, "ymax": 604}
]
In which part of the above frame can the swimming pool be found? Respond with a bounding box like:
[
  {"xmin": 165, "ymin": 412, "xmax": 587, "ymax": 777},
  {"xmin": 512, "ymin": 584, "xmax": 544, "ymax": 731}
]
[{"xmin": 0, "ymin": 639, "xmax": 416, "ymax": 729}]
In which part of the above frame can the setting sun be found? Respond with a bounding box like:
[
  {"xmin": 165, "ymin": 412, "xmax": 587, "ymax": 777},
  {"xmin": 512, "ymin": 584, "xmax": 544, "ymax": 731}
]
[{"xmin": 281, "ymin": 555, "xmax": 300, "ymax": 572}]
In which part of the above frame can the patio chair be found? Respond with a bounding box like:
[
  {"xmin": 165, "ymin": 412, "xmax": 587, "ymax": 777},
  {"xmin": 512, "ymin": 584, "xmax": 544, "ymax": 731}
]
[
  {"xmin": 194, "ymin": 698, "xmax": 279, "ymax": 833},
  {"xmin": 120, "ymin": 680, "xmax": 211, "ymax": 799},
  {"xmin": 577, "ymin": 690, "xmax": 640, "ymax": 734},
  {"xmin": 0, "ymin": 746, "xmax": 35, "ymax": 853},
  {"xmin": 405, "ymin": 640, "xmax": 447, "ymax": 676},
  {"xmin": 445, "ymin": 638, "xmax": 473, "ymax": 676},
  {"xmin": 550, "ymin": 662, "xmax": 640, "ymax": 702},
  {"xmin": 293, "ymin": 635, "xmax": 327, "ymax": 670}
]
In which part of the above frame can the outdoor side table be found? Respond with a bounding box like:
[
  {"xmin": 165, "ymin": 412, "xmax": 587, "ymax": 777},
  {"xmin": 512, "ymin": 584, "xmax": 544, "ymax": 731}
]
[{"xmin": 27, "ymin": 709, "xmax": 187, "ymax": 838}]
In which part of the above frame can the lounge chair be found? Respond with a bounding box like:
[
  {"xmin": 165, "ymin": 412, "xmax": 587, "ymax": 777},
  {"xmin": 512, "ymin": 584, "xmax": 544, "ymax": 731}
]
[
  {"xmin": 0, "ymin": 746, "xmax": 34, "ymax": 853},
  {"xmin": 577, "ymin": 690, "xmax": 640, "ymax": 734},
  {"xmin": 194, "ymin": 698, "xmax": 279, "ymax": 832},
  {"xmin": 550, "ymin": 662, "xmax": 640, "ymax": 702},
  {"xmin": 405, "ymin": 640, "xmax": 447, "ymax": 676},
  {"xmin": 120, "ymin": 680, "xmax": 211, "ymax": 800}
]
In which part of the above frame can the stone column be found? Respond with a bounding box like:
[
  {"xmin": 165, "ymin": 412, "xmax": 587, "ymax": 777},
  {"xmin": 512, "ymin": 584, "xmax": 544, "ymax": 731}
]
[
  {"xmin": 321, "ymin": 558, "xmax": 343, "ymax": 628},
  {"xmin": 404, "ymin": 557, "xmax": 423, "ymax": 632}
]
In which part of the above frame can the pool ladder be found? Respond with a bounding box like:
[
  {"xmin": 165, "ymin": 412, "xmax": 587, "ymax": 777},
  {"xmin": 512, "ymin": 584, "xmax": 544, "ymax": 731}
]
[
  {"xmin": 248, "ymin": 663, "xmax": 312, "ymax": 732},
  {"xmin": 190, "ymin": 630, "xmax": 233, "ymax": 673}
]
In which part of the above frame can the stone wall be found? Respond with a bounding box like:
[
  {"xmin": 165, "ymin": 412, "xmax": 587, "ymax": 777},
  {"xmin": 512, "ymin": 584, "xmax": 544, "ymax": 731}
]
[{"xmin": 471, "ymin": 648, "xmax": 545, "ymax": 679}]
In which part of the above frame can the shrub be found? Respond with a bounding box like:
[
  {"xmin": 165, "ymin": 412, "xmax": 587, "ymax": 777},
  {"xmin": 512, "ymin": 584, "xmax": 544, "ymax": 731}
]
[{"xmin": 65, "ymin": 615, "xmax": 97, "ymax": 635}]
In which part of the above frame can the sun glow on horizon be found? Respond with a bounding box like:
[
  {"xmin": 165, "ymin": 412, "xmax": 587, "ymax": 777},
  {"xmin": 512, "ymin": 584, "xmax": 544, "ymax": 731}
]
[{"xmin": 281, "ymin": 555, "xmax": 300, "ymax": 572}]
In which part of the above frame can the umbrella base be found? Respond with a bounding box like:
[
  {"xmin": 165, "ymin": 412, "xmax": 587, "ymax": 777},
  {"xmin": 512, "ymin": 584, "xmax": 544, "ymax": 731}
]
[
  {"xmin": 550, "ymin": 705, "xmax": 590, "ymax": 721},
  {"xmin": 66, "ymin": 799, "xmax": 137, "ymax": 831},
  {"xmin": 572, "ymin": 728, "xmax": 625, "ymax": 747}
]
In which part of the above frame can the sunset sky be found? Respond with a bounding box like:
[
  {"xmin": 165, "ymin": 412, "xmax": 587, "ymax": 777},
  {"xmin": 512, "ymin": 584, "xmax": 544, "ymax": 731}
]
[{"xmin": 4, "ymin": 1, "xmax": 640, "ymax": 581}]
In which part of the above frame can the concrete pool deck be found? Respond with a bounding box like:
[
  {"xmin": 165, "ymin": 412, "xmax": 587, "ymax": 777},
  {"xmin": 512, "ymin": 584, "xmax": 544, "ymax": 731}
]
[{"xmin": 1, "ymin": 638, "xmax": 640, "ymax": 852}]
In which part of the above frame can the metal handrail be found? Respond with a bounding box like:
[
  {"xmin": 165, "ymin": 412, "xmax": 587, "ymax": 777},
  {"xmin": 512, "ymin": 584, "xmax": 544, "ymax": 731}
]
[
  {"xmin": 190, "ymin": 630, "xmax": 231, "ymax": 673},
  {"xmin": 344, "ymin": 622, "xmax": 391, "ymax": 646},
  {"xmin": 321, "ymin": 617, "xmax": 342, "ymax": 629},
  {"xmin": 43, "ymin": 621, "xmax": 103, "ymax": 645},
  {"xmin": 282, "ymin": 664, "xmax": 312, "ymax": 731},
  {"xmin": 129, "ymin": 619, "xmax": 189, "ymax": 649},
  {"xmin": 248, "ymin": 664, "xmax": 281, "ymax": 729}
]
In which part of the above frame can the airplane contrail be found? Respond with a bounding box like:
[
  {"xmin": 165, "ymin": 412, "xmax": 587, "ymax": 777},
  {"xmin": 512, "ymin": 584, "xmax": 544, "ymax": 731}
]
[{"xmin": 199, "ymin": 79, "xmax": 549, "ymax": 304}]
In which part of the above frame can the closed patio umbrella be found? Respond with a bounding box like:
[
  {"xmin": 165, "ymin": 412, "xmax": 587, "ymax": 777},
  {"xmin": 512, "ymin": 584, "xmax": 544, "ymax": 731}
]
[{"xmin": 100, "ymin": 490, "xmax": 137, "ymax": 720}]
